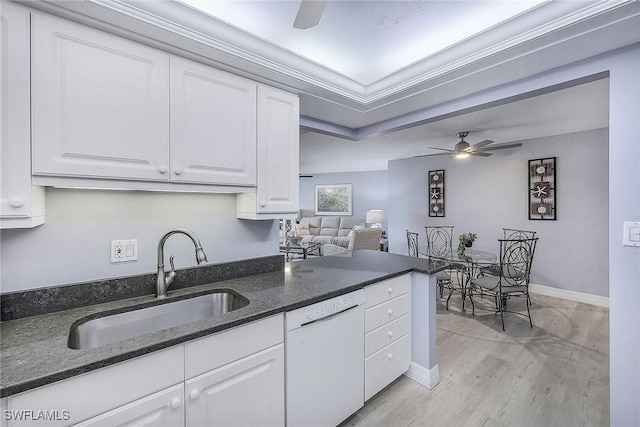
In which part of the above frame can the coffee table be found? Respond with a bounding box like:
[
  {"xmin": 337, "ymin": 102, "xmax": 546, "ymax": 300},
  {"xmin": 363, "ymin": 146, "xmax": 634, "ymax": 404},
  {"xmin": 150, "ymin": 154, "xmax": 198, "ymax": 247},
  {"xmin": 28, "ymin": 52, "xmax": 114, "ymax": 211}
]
[{"xmin": 279, "ymin": 241, "xmax": 322, "ymax": 261}]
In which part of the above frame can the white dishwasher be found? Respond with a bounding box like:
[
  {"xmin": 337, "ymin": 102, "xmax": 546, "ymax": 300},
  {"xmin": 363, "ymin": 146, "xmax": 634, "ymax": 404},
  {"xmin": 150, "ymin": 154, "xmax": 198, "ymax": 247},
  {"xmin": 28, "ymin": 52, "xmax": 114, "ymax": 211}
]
[{"xmin": 285, "ymin": 289, "xmax": 365, "ymax": 427}]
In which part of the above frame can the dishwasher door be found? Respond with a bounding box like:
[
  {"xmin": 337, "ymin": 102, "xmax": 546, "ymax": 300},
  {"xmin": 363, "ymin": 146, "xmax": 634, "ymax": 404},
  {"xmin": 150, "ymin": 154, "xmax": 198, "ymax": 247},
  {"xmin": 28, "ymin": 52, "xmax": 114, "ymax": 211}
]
[{"xmin": 285, "ymin": 290, "xmax": 365, "ymax": 427}]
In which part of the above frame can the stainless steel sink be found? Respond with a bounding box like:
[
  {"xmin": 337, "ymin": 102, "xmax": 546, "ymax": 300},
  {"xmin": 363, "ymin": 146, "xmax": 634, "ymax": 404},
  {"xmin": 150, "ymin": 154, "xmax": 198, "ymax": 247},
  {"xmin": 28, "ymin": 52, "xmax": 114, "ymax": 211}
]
[{"xmin": 68, "ymin": 291, "xmax": 249, "ymax": 350}]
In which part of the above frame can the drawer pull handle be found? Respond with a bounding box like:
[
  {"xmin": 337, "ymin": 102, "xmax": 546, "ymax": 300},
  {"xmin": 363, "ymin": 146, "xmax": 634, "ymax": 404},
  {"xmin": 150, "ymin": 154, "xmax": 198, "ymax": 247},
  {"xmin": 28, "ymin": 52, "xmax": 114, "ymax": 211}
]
[
  {"xmin": 387, "ymin": 287, "xmax": 393, "ymax": 294},
  {"xmin": 159, "ymin": 166, "xmax": 168, "ymax": 174},
  {"xmin": 388, "ymin": 309, "xmax": 393, "ymax": 316},
  {"xmin": 388, "ymin": 331, "xmax": 393, "ymax": 338},
  {"xmin": 190, "ymin": 389, "xmax": 201, "ymax": 400},
  {"xmin": 260, "ymin": 200, "xmax": 267, "ymax": 207},
  {"xmin": 170, "ymin": 397, "xmax": 182, "ymax": 409},
  {"xmin": 388, "ymin": 353, "xmax": 393, "ymax": 360},
  {"xmin": 174, "ymin": 168, "xmax": 183, "ymax": 175}
]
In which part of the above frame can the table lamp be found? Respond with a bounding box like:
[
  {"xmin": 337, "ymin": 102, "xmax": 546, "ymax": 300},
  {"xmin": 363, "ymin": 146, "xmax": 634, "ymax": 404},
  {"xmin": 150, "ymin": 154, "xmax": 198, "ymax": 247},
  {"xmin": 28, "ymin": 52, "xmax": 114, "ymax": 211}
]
[{"xmin": 366, "ymin": 210, "xmax": 384, "ymax": 228}]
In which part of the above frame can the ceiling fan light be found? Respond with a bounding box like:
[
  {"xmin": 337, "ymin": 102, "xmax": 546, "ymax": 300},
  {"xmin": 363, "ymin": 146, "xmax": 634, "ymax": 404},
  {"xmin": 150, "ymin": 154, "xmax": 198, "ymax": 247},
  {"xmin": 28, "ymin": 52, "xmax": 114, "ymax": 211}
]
[
  {"xmin": 456, "ymin": 152, "xmax": 470, "ymax": 159},
  {"xmin": 454, "ymin": 141, "xmax": 470, "ymax": 152}
]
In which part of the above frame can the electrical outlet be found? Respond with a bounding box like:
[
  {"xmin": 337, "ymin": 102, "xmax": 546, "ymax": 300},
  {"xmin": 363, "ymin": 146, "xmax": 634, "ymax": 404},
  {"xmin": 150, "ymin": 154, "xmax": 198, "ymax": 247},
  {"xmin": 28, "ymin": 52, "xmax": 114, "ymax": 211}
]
[{"xmin": 111, "ymin": 239, "xmax": 139, "ymax": 263}]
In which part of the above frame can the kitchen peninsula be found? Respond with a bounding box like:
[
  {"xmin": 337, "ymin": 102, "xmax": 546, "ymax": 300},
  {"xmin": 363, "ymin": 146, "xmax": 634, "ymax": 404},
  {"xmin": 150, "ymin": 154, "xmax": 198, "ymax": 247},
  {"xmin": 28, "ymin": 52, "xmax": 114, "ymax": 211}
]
[{"xmin": 1, "ymin": 251, "xmax": 444, "ymax": 426}]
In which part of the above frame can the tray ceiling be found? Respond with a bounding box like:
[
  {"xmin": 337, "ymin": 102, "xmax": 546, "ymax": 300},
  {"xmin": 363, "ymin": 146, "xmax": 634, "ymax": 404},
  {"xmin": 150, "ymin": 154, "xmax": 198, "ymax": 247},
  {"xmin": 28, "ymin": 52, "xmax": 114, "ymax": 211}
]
[{"xmin": 178, "ymin": 0, "xmax": 546, "ymax": 85}]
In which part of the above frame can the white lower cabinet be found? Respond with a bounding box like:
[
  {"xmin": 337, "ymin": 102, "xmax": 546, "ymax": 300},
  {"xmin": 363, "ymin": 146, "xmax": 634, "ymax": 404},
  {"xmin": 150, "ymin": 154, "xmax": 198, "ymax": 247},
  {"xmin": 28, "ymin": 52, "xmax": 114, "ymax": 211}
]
[
  {"xmin": 185, "ymin": 345, "xmax": 284, "ymax": 427},
  {"xmin": 4, "ymin": 345, "xmax": 184, "ymax": 427},
  {"xmin": 2, "ymin": 315, "xmax": 284, "ymax": 427},
  {"xmin": 364, "ymin": 275, "xmax": 412, "ymax": 401},
  {"xmin": 71, "ymin": 384, "xmax": 185, "ymax": 427}
]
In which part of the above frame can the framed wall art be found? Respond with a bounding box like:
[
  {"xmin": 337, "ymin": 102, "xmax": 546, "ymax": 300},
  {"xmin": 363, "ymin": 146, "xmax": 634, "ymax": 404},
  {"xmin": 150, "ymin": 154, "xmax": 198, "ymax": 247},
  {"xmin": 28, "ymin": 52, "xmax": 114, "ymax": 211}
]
[
  {"xmin": 428, "ymin": 170, "xmax": 445, "ymax": 217},
  {"xmin": 529, "ymin": 157, "xmax": 556, "ymax": 220},
  {"xmin": 315, "ymin": 184, "xmax": 352, "ymax": 215}
]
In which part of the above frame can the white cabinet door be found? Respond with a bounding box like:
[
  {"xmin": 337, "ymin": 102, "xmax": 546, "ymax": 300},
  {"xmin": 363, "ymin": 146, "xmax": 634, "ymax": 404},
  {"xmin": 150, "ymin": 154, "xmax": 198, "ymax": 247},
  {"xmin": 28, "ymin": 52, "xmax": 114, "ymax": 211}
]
[
  {"xmin": 0, "ymin": 3, "xmax": 45, "ymax": 228},
  {"xmin": 236, "ymin": 85, "xmax": 299, "ymax": 218},
  {"xmin": 72, "ymin": 384, "xmax": 185, "ymax": 427},
  {"xmin": 170, "ymin": 56, "xmax": 256, "ymax": 186},
  {"xmin": 185, "ymin": 344, "xmax": 284, "ymax": 427},
  {"xmin": 31, "ymin": 12, "xmax": 170, "ymax": 182},
  {"xmin": 255, "ymin": 85, "xmax": 299, "ymax": 213}
]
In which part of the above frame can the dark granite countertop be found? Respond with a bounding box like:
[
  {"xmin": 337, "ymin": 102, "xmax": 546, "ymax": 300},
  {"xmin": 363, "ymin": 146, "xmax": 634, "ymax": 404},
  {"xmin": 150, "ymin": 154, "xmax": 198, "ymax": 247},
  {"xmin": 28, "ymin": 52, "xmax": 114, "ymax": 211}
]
[{"xmin": 0, "ymin": 251, "xmax": 444, "ymax": 398}]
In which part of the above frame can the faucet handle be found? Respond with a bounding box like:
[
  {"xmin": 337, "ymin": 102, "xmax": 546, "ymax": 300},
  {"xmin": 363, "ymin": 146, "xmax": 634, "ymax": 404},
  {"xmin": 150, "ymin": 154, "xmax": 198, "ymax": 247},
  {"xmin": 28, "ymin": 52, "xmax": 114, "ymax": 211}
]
[{"xmin": 166, "ymin": 255, "xmax": 177, "ymax": 286}]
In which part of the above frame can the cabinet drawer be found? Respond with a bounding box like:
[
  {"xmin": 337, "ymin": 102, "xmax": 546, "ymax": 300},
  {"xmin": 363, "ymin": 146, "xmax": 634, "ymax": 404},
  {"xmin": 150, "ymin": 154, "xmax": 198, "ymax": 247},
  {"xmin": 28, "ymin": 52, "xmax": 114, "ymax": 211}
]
[
  {"xmin": 185, "ymin": 314, "xmax": 283, "ymax": 379},
  {"xmin": 6, "ymin": 345, "xmax": 184, "ymax": 427},
  {"xmin": 365, "ymin": 275, "xmax": 410, "ymax": 308},
  {"xmin": 364, "ymin": 334, "xmax": 411, "ymax": 401},
  {"xmin": 365, "ymin": 314, "xmax": 410, "ymax": 357},
  {"xmin": 364, "ymin": 293, "xmax": 410, "ymax": 333}
]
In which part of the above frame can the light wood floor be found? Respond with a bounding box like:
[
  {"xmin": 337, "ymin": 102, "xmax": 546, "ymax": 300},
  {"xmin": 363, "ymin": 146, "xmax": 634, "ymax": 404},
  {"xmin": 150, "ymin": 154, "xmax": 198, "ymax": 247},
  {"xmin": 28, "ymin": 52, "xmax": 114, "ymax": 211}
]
[{"xmin": 343, "ymin": 293, "xmax": 610, "ymax": 427}]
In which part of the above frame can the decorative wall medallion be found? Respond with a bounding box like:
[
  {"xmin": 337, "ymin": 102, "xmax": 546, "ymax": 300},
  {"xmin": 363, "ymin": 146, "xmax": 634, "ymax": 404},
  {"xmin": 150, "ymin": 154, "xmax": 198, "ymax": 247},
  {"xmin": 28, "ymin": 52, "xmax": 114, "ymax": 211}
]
[
  {"xmin": 528, "ymin": 157, "xmax": 556, "ymax": 220},
  {"xmin": 428, "ymin": 170, "xmax": 445, "ymax": 217}
]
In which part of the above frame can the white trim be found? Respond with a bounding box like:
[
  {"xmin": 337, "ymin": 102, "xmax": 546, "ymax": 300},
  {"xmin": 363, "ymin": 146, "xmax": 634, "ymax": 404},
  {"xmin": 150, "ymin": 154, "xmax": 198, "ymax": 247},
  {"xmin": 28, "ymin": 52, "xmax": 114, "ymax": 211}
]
[
  {"xmin": 529, "ymin": 283, "xmax": 609, "ymax": 308},
  {"xmin": 404, "ymin": 362, "xmax": 440, "ymax": 390}
]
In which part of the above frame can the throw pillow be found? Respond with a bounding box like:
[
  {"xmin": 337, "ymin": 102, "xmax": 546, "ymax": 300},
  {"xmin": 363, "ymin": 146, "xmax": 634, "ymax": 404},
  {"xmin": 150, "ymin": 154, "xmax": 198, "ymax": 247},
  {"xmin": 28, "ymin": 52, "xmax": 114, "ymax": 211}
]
[
  {"xmin": 347, "ymin": 224, "xmax": 364, "ymax": 238},
  {"xmin": 296, "ymin": 223, "xmax": 311, "ymax": 236}
]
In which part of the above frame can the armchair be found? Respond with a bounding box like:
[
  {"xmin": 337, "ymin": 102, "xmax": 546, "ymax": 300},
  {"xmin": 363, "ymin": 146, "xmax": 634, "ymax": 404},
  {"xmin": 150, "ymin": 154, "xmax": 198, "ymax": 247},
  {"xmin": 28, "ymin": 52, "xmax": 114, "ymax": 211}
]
[{"xmin": 321, "ymin": 228, "xmax": 383, "ymax": 256}]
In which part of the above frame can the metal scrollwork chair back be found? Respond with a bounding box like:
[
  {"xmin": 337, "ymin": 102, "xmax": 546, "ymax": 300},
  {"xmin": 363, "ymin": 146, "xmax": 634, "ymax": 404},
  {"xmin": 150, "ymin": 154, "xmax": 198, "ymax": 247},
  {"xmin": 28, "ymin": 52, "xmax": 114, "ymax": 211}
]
[
  {"xmin": 406, "ymin": 230, "xmax": 419, "ymax": 257},
  {"xmin": 425, "ymin": 226, "xmax": 454, "ymax": 259},
  {"xmin": 503, "ymin": 228, "xmax": 537, "ymax": 240},
  {"xmin": 469, "ymin": 237, "xmax": 538, "ymax": 331},
  {"xmin": 480, "ymin": 228, "xmax": 537, "ymax": 276}
]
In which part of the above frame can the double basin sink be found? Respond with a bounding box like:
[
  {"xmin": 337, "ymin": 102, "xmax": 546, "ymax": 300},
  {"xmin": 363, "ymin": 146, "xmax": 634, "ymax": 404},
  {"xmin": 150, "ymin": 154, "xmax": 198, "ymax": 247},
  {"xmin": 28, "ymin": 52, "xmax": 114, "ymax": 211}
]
[{"xmin": 68, "ymin": 290, "xmax": 249, "ymax": 350}]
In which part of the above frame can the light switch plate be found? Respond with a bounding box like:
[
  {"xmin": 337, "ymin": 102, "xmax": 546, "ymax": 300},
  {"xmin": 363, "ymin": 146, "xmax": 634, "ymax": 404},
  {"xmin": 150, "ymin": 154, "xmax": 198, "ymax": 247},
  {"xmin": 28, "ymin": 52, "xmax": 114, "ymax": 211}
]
[{"xmin": 623, "ymin": 222, "xmax": 640, "ymax": 247}]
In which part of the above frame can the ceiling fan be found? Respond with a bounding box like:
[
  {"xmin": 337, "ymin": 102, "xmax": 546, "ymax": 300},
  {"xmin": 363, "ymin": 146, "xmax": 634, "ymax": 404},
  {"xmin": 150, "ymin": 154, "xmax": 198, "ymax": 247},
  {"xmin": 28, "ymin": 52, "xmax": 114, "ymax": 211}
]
[
  {"xmin": 418, "ymin": 131, "xmax": 522, "ymax": 158},
  {"xmin": 293, "ymin": 0, "xmax": 328, "ymax": 29}
]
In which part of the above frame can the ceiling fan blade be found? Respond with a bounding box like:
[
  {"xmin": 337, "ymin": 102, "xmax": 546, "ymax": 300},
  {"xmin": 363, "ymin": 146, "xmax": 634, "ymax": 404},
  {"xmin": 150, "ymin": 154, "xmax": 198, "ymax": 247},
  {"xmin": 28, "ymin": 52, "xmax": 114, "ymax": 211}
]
[
  {"xmin": 479, "ymin": 142, "xmax": 523, "ymax": 151},
  {"xmin": 413, "ymin": 152, "xmax": 453, "ymax": 158},
  {"xmin": 470, "ymin": 151, "xmax": 492, "ymax": 157},
  {"xmin": 426, "ymin": 146, "xmax": 455, "ymax": 153},
  {"xmin": 293, "ymin": 0, "xmax": 327, "ymax": 29},
  {"xmin": 469, "ymin": 139, "xmax": 494, "ymax": 149}
]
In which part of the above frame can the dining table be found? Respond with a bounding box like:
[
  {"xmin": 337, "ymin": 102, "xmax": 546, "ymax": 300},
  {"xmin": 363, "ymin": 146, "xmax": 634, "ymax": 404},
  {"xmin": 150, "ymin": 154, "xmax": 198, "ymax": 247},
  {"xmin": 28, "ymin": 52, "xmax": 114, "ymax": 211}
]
[{"xmin": 418, "ymin": 246, "xmax": 498, "ymax": 310}]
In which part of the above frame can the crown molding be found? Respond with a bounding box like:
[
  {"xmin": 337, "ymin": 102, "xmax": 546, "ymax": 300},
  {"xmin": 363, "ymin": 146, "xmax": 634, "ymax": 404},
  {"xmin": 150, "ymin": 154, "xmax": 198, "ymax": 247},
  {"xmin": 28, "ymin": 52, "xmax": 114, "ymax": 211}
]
[{"xmin": 19, "ymin": 0, "xmax": 640, "ymax": 130}]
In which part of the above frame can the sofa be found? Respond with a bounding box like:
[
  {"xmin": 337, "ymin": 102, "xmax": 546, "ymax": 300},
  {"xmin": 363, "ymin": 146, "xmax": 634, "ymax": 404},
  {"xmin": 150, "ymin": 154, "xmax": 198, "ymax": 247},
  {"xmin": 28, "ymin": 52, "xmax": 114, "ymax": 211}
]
[{"xmin": 296, "ymin": 215, "xmax": 366, "ymax": 248}]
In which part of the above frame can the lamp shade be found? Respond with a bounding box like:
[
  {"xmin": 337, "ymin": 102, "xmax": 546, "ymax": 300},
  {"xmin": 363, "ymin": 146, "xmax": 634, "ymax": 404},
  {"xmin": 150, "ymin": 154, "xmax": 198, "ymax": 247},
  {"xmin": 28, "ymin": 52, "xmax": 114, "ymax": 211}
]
[{"xmin": 366, "ymin": 210, "xmax": 384, "ymax": 226}]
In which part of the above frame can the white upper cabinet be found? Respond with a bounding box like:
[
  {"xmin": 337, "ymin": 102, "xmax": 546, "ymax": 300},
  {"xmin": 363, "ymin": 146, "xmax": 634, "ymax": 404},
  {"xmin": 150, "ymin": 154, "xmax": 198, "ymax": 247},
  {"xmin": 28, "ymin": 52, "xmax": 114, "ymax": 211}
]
[
  {"xmin": 31, "ymin": 12, "xmax": 170, "ymax": 182},
  {"xmin": 170, "ymin": 56, "xmax": 256, "ymax": 186},
  {"xmin": 27, "ymin": 9, "xmax": 296, "ymax": 195},
  {"xmin": 0, "ymin": 3, "xmax": 45, "ymax": 229},
  {"xmin": 237, "ymin": 85, "xmax": 299, "ymax": 219}
]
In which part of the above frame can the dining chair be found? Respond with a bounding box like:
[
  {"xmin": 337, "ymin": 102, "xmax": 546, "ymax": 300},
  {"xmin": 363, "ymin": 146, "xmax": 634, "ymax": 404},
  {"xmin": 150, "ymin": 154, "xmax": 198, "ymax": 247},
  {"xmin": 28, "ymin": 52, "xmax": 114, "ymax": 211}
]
[
  {"xmin": 468, "ymin": 237, "xmax": 538, "ymax": 330},
  {"xmin": 424, "ymin": 226, "xmax": 460, "ymax": 303},
  {"xmin": 480, "ymin": 228, "xmax": 538, "ymax": 277},
  {"xmin": 406, "ymin": 230, "xmax": 419, "ymax": 257}
]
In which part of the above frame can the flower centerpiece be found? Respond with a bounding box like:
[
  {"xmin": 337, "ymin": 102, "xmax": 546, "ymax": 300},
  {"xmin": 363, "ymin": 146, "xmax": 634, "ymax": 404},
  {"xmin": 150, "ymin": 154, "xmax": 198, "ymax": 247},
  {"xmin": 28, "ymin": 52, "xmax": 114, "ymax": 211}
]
[{"xmin": 457, "ymin": 232, "xmax": 477, "ymax": 254}]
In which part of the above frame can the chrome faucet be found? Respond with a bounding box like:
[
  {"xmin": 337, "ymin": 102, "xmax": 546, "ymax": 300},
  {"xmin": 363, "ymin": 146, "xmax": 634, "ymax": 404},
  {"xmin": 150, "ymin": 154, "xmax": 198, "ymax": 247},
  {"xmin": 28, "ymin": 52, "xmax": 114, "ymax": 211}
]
[{"xmin": 156, "ymin": 228, "xmax": 208, "ymax": 298}]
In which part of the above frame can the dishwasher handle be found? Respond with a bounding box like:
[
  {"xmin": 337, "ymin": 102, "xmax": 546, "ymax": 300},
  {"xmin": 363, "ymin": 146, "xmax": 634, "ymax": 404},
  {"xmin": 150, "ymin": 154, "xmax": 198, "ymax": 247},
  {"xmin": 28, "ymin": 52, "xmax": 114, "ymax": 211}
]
[{"xmin": 299, "ymin": 304, "xmax": 359, "ymax": 328}]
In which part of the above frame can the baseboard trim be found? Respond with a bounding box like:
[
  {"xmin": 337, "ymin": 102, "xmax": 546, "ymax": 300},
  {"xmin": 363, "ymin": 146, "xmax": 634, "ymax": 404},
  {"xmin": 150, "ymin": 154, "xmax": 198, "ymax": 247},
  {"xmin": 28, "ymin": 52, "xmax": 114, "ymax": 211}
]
[
  {"xmin": 529, "ymin": 283, "xmax": 609, "ymax": 308},
  {"xmin": 404, "ymin": 362, "xmax": 440, "ymax": 389}
]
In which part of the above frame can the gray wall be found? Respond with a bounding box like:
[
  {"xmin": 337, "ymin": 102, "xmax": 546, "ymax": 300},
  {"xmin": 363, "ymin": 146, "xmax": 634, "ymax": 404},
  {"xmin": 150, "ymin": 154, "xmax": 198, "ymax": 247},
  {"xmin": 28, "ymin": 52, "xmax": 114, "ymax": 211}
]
[
  {"xmin": 299, "ymin": 170, "xmax": 388, "ymax": 228},
  {"xmin": 607, "ymin": 44, "xmax": 640, "ymax": 426},
  {"xmin": 0, "ymin": 189, "xmax": 278, "ymax": 292},
  {"xmin": 388, "ymin": 129, "xmax": 609, "ymax": 297}
]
